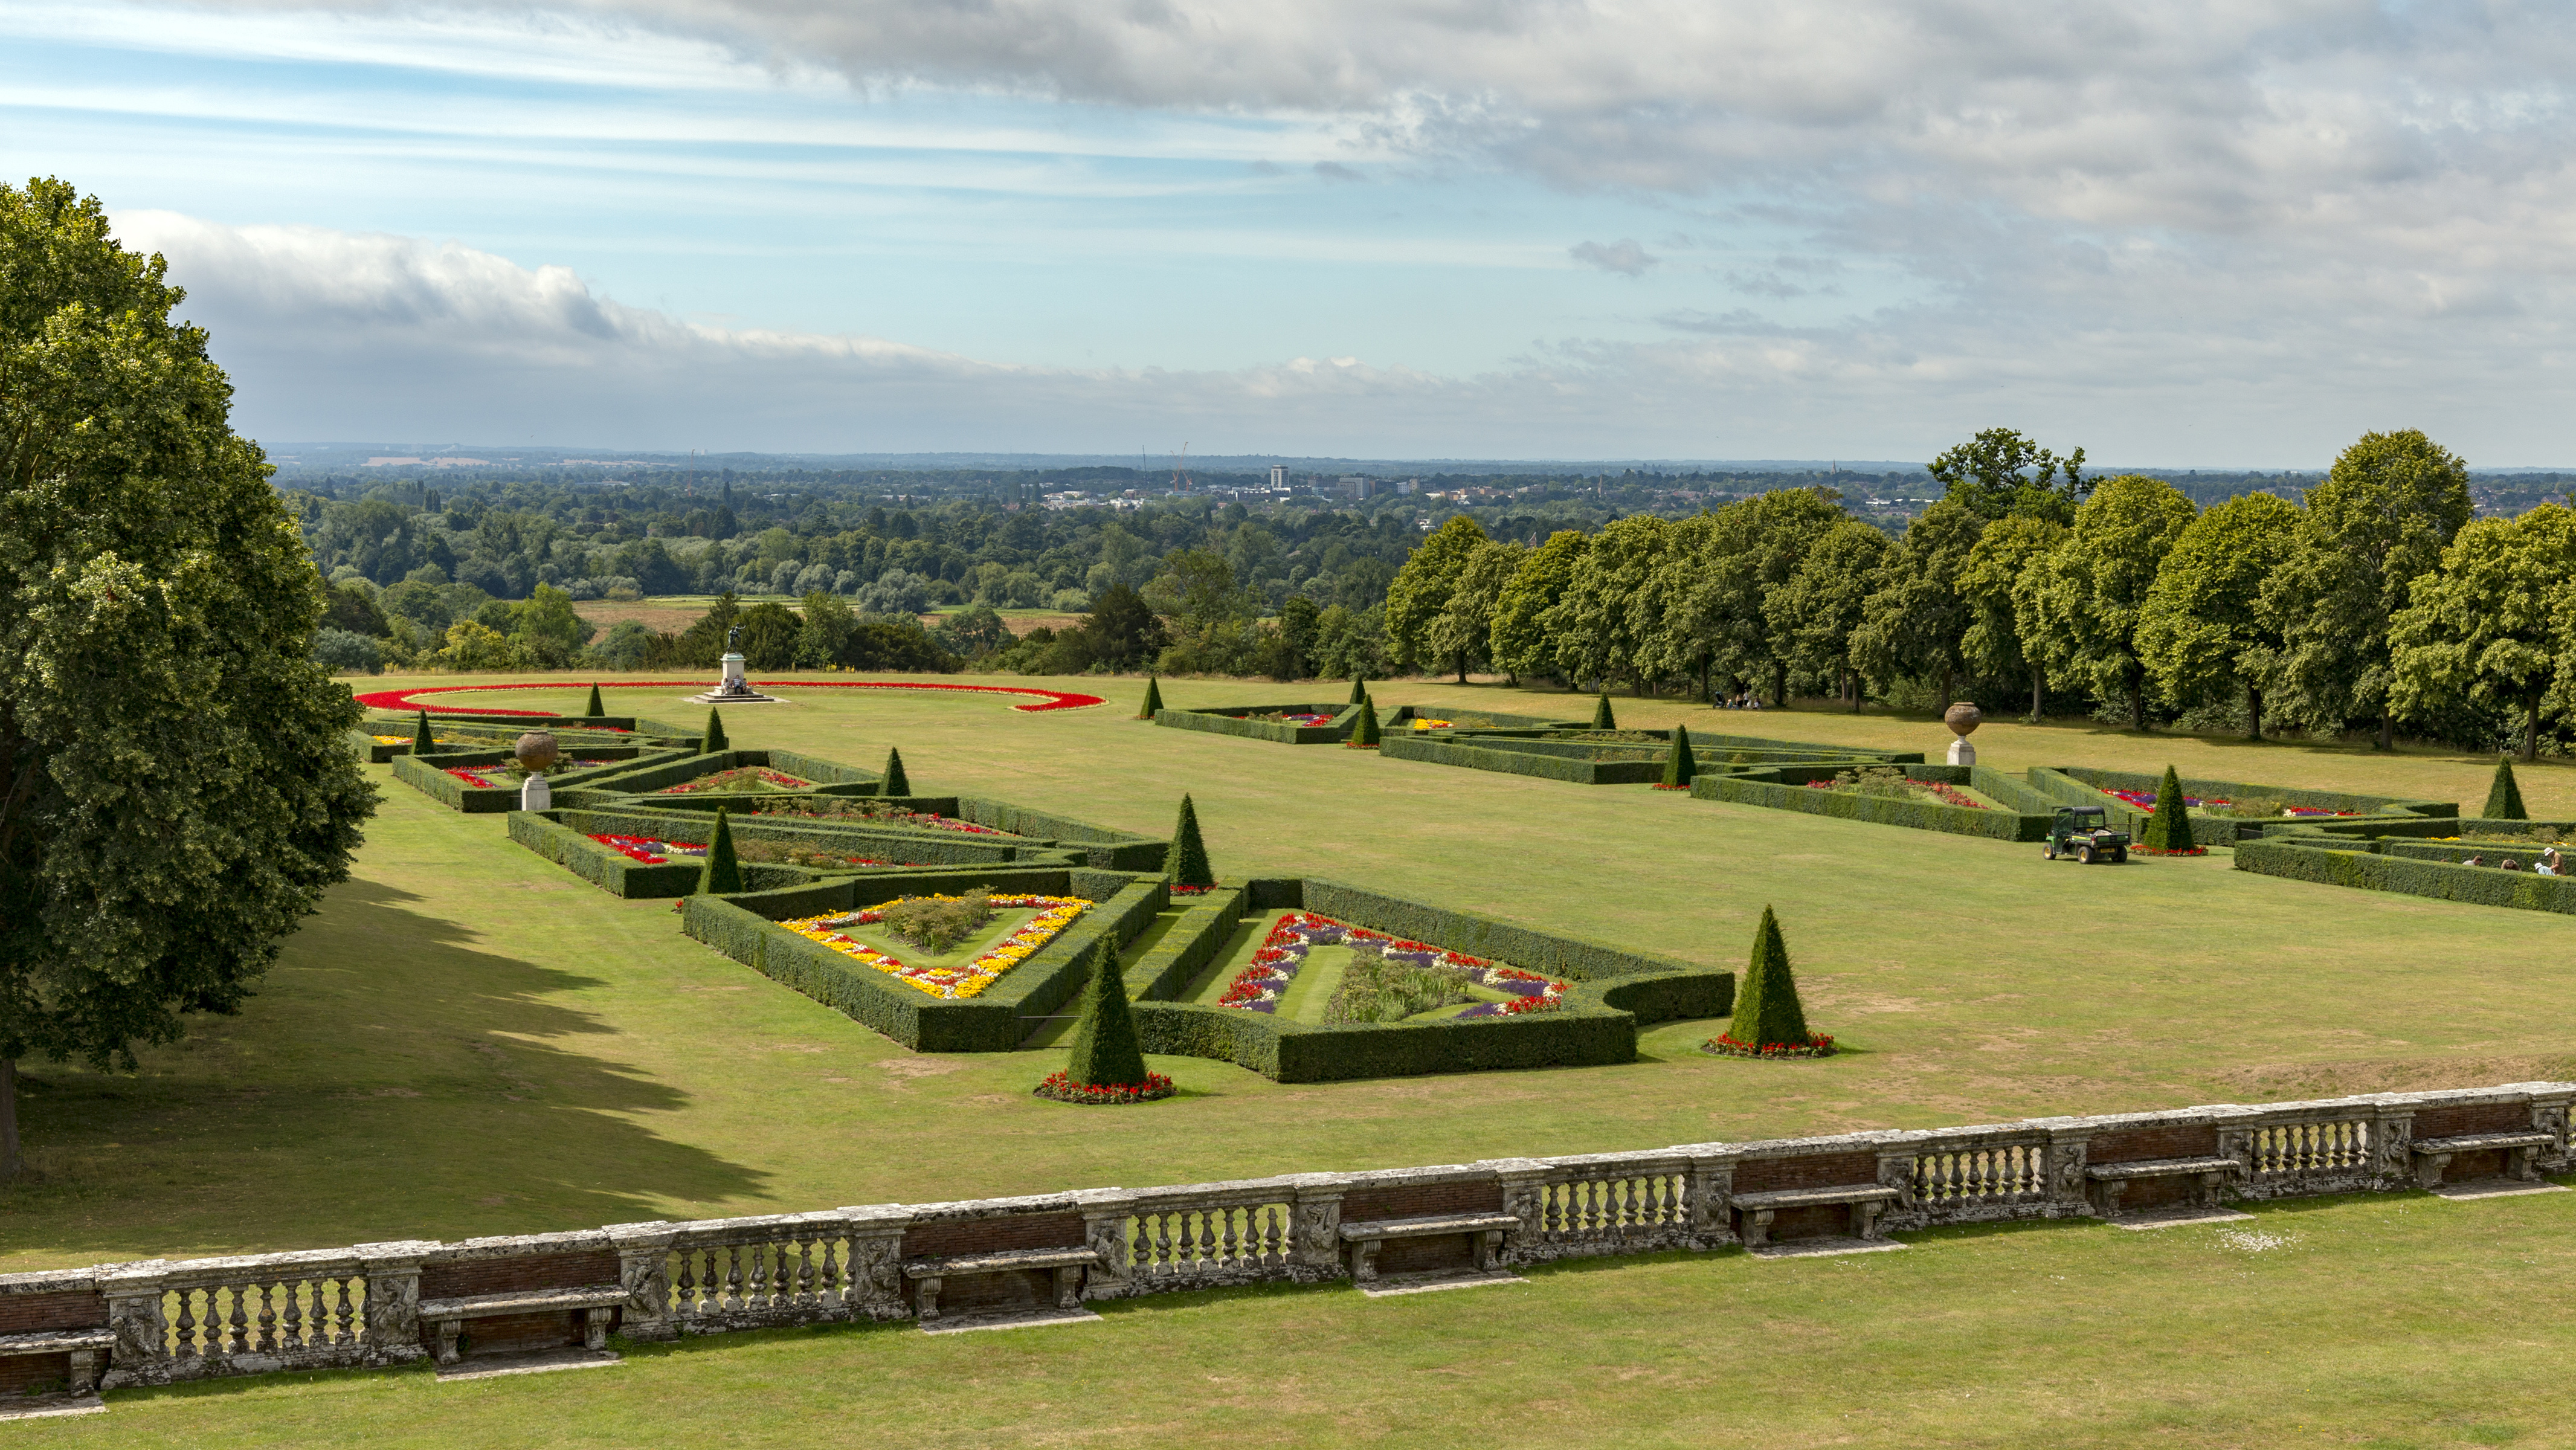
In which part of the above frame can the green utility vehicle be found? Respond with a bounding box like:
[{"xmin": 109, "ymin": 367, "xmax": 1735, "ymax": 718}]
[{"xmin": 2043, "ymin": 805, "xmax": 2130, "ymax": 864}]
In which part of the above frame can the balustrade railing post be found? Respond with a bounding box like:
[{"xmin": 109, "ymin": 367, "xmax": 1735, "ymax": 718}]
[
  {"xmin": 1684, "ymin": 1151, "xmax": 1737, "ymax": 1246},
  {"xmin": 1874, "ymin": 1151, "xmax": 1919, "ymax": 1221},
  {"xmin": 1481, "ymin": 1159, "xmax": 1550, "ymax": 1260},
  {"xmin": 97, "ymin": 1261, "xmax": 170, "ymax": 1389},
  {"xmin": 2043, "ymin": 1127, "xmax": 2093, "ymax": 1217},
  {"xmin": 837, "ymin": 1207, "xmax": 911, "ymax": 1320},
  {"xmin": 604, "ymin": 1222, "xmax": 680, "ymax": 1341},
  {"xmin": 2529, "ymin": 1087, "xmax": 2575, "ymax": 1173},
  {"xmin": 1075, "ymin": 1189, "xmax": 1136, "ymax": 1299},
  {"xmin": 353, "ymin": 1241, "xmax": 439, "ymax": 1366},
  {"xmin": 1287, "ymin": 1174, "xmax": 1346, "ymax": 1280},
  {"xmin": 2369, "ymin": 1105, "xmax": 2416, "ymax": 1187}
]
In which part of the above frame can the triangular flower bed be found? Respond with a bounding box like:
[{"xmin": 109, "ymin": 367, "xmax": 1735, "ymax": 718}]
[
  {"xmin": 781, "ymin": 893, "xmax": 1092, "ymax": 1001},
  {"xmin": 1216, "ymin": 913, "xmax": 1568, "ymax": 1020}
]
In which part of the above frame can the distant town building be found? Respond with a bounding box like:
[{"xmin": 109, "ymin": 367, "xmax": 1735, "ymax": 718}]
[
  {"xmin": 1340, "ymin": 475, "xmax": 1374, "ymax": 500},
  {"xmin": 1269, "ymin": 464, "xmax": 1289, "ymax": 489}
]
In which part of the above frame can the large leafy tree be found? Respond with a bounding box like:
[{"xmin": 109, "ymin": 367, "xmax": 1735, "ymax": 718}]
[
  {"xmin": 1767, "ymin": 517, "xmax": 1892, "ymax": 710},
  {"xmin": 1957, "ymin": 514, "xmax": 2066, "ymax": 722},
  {"xmin": 2259, "ymin": 430, "xmax": 2474, "ymax": 750},
  {"xmin": 2390, "ymin": 505, "xmax": 2576, "ymax": 761},
  {"xmin": 1490, "ymin": 530, "xmax": 1588, "ymax": 687},
  {"xmin": 2027, "ymin": 475, "xmax": 2198, "ymax": 730},
  {"xmin": 1546, "ymin": 514, "xmax": 1670, "ymax": 694},
  {"xmin": 1928, "ymin": 427, "xmax": 2091, "ymax": 525},
  {"xmin": 2137, "ymin": 492, "xmax": 2302, "ymax": 739},
  {"xmin": 1426, "ymin": 538, "xmax": 1525, "ymax": 685},
  {"xmin": 1852, "ymin": 500, "xmax": 1985, "ymax": 709},
  {"xmin": 0, "ymin": 178, "xmax": 378, "ymax": 1178},
  {"xmin": 1382, "ymin": 514, "xmax": 1489, "ymax": 678},
  {"xmin": 1676, "ymin": 488, "xmax": 1844, "ymax": 705}
]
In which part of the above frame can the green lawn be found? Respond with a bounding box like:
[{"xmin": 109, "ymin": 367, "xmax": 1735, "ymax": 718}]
[
  {"xmin": 24, "ymin": 1190, "xmax": 2576, "ymax": 1449},
  {"xmin": 10, "ymin": 669, "xmax": 2576, "ymax": 1277}
]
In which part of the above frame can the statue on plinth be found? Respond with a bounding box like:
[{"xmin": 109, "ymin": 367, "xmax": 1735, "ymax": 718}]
[{"xmin": 515, "ymin": 730, "xmax": 558, "ymax": 811}]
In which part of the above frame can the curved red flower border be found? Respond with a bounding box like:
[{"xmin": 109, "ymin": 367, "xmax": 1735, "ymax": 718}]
[{"xmin": 353, "ymin": 680, "xmax": 1105, "ymax": 716}]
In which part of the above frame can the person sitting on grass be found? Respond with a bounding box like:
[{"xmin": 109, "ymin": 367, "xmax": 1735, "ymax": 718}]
[
  {"xmin": 2540, "ymin": 847, "xmax": 2563, "ymax": 877},
  {"xmin": 2502, "ymin": 857, "xmax": 2523, "ymax": 872}
]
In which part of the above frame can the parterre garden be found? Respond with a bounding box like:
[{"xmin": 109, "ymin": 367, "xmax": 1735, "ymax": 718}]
[{"xmin": 13, "ymin": 669, "xmax": 2576, "ymax": 1444}]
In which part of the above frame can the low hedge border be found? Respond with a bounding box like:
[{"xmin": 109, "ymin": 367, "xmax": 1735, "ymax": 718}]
[
  {"xmin": 557, "ymin": 747, "xmax": 884, "ymax": 804},
  {"xmin": 390, "ymin": 746, "xmax": 695, "ymax": 813},
  {"xmin": 2233, "ymin": 834, "xmax": 2576, "ymax": 915},
  {"xmin": 508, "ymin": 808, "xmax": 1083, "ymax": 898},
  {"xmin": 352, "ymin": 717, "xmax": 684, "ymax": 765},
  {"xmin": 1691, "ymin": 767, "xmax": 2053, "ymax": 842},
  {"xmin": 1382, "ymin": 732, "xmax": 1906, "ymax": 787},
  {"xmin": 1119, "ymin": 877, "xmax": 1731, "ymax": 1083},
  {"xmin": 2028, "ymin": 765, "xmax": 2453, "ymax": 847},
  {"xmin": 606, "ymin": 794, "xmax": 1167, "ymax": 872},
  {"xmin": 1154, "ymin": 702, "xmax": 1580, "ymax": 746},
  {"xmin": 683, "ymin": 869, "xmax": 1171, "ymax": 1051}
]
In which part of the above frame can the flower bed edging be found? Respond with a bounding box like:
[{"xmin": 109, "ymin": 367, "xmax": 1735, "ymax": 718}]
[
  {"xmin": 1702, "ymin": 1031, "xmax": 1837, "ymax": 1060},
  {"xmin": 1032, "ymin": 1071, "xmax": 1175, "ymax": 1104}
]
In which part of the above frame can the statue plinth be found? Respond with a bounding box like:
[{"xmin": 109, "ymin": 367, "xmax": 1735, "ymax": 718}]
[
  {"xmin": 688, "ymin": 651, "xmax": 782, "ymax": 704},
  {"xmin": 1943, "ymin": 703, "xmax": 1982, "ymax": 768}
]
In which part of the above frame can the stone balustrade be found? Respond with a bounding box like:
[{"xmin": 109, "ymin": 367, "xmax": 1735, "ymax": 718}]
[{"xmin": 5, "ymin": 1081, "xmax": 2568, "ymax": 1393}]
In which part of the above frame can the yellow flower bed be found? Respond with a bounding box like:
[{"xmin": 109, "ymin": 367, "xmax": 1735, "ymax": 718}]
[{"xmin": 781, "ymin": 894, "xmax": 1090, "ymax": 1000}]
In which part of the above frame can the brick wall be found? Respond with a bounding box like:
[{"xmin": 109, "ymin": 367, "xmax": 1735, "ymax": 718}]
[
  {"xmin": 901, "ymin": 1211, "xmax": 1084, "ymax": 1260},
  {"xmin": 920, "ymin": 1268, "xmax": 1049, "ymax": 1316},
  {"xmin": 0, "ymin": 1290, "xmax": 105, "ymax": 1335},
  {"xmin": 1762, "ymin": 1203, "xmax": 1853, "ymax": 1242},
  {"xmin": 2090, "ymin": 1124, "xmax": 2220, "ymax": 1164},
  {"xmin": 0, "ymin": 1352, "xmax": 72, "ymax": 1397},
  {"xmin": 1733, "ymin": 1150, "xmax": 1878, "ymax": 1195},
  {"xmin": 420, "ymin": 1251, "xmax": 620, "ymax": 1300},
  {"xmin": 2414, "ymin": 1103, "xmax": 2529, "ymax": 1139},
  {"xmin": 1340, "ymin": 1181, "xmax": 1504, "ymax": 1223},
  {"xmin": 454, "ymin": 1309, "xmax": 589, "ymax": 1358},
  {"xmin": 1374, "ymin": 1236, "xmax": 1475, "ymax": 1277}
]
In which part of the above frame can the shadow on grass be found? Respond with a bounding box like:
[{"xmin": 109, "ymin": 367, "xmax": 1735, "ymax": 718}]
[{"xmin": 2, "ymin": 876, "xmax": 775, "ymax": 1259}]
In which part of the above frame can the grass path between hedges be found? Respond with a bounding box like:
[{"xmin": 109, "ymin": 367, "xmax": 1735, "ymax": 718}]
[
  {"xmin": 22, "ymin": 1189, "xmax": 2576, "ymax": 1449},
  {"xmin": 9, "ymin": 671, "xmax": 2576, "ymax": 1279}
]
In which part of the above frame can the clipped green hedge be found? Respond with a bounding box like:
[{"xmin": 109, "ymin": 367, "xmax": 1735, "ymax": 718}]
[
  {"xmin": 637, "ymin": 794, "xmax": 1164, "ymax": 872},
  {"xmin": 557, "ymin": 747, "xmax": 885, "ymax": 805},
  {"xmin": 509, "ymin": 808, "xmax": 1081, "ymax": 898},
  {"xmin": 1120, "ymin": 876, "xmax": 1731, "ymax": 1082},
  {"xmin": 391, "ymin": 747, "xmax": 692, "ymax": 813},
  {"xmin": 683, "ymin": 869, "xmax": 1170, "ymax": 1051},
  {"xmin": 1153, "ymin": 701, "xmax": 1363, "ymax": 744},
  {"xmin": 2234, "ymin": 836, "xmax": 2576, "ymax": 915},
  {"xmin": 2027, "ymin": 765, "xmax": 2454, "ymax": 846},
  {"xmin": 1692, "ymin": 767, "xmax": 2052, "ymax": 842}
]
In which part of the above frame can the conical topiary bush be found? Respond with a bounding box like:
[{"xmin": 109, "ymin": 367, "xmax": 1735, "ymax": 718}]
[
  {"xmin": 584, "ymin": 682, "xmax": 605, "ymax": 717},
  {"xmin": 2139, "ymin": 764, "xmax": 2196, "ymax": 852},
  {"xmin": 1706, "ymin": 905, "xmax": 1831, "ymax": 1058},
  {"xmin": 1138, "ymin": 675, "xmax": 1164, "ymax": 720},
  {"xmin": 1591, "ymin": 691, "xmax": 1616, "ymax": 730},
  {"xmin": 1349, "ymin": 675, "xmax": 1368, "ymax": 705},
  {"xmin": 1657, "ymin": 724, "xmax": 1696, "ymax": 790},
  {"xmin": 881, "ymin": 747, "xmax": 910, "ymax": 798},
  {"xmin": 1168, "ymin": 794, "xmax": 1215, "ymax": 890},
  {"xmin": 411, "ymin": 709, "xmax": 435, "ymax": 755},
  {"xmin": 702, "ymin": 707, "xmax": 728, "ymax": 753},
  {"xmin": 2486, "ymin": 758, "xmax": 2529, "ymax": 820},
  {"xmin": 1347, "ymin": 697, "xmax": 1382, "ymax": 748},
  {"xmin": 700, "ymin": 807, "xmax": 743, "ymax": 895},
  {"xmin": 1037, "ymin": 938, "xmax": 1171, "ymax": 1103}
]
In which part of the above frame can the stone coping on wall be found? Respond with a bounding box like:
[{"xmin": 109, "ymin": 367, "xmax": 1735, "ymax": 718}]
[{"xmin": 9, "ymin": 1080, "xmax": 2568, "ymax": 1393}]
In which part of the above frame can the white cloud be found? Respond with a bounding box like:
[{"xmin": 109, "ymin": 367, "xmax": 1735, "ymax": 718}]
[{"xmin": 1570, "ymin": 239, "xmax": 1657, "ymax": 277}]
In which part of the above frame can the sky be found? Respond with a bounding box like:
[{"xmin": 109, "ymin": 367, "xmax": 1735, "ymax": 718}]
[{"xmin": 4, "ymin": 0, "xmax": 2572, "ymax": 465}]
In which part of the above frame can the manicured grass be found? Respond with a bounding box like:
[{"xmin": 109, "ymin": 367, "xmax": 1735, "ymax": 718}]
[
  {"xmin": 12, "ymin": 669, "xmax": 2576, "ymax": 1282},
  {"xmin": 25, "ymin": 1189, "xmax": 2576, "ymax": 1448}
]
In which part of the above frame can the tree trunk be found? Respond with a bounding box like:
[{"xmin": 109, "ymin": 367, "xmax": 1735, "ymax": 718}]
[
  {"xmin": 1939, "ymin": 663, "xmax": 1955, "ymax": 713},
  {"xmin": 1, "ymin": 1058, "xmax": 18, "ymax": 1183},
  {"xmin": 2029, "ymin": 672, "xmax": 2043, "ymax": 723},
  {"xmin": 1772, "ymin": 662, "xmax": 1787, "ymax": 709},
  {"xmin": 1846, "ymin": 668, "xmax": 1861, "ymax": 713},
  {"xmin": 1456, "ymin": 655, "xmax": 1467, "ymax": 686},
  {"xmin": 1701, "ymin": 660, "xmax": 1712, "ymax": 703},
  {"xmin": 2377, "ymin": 707, "xmax": 2394, "ymax": 752},
  {"xmin": 2528, "ymin": 687, "xmax": 2543, "ymax": 762},
  {"xmin": 2130, "ymin": 670, "xmax": 2148, "ymax": 732},
  {"xmin": 2247, "ymin": 683, "xmax": 2262, "ymax": 742}
]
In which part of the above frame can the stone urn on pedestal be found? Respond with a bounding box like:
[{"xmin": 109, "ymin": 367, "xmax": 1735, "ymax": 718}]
[
  {"xmin": 1943, "ymin": 703, "xmax": 1982, "ymax": 767},
  {"xmin": 515, "ymin": 731, "xmax": 559, "ymax": 811}
]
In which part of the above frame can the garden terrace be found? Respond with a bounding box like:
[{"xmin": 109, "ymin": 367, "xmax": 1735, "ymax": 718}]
[
  {"xmin": 510, "ymin": 805, "xmax": 1084, "ymax": 898},
  {"xmin": 2026, "ymin": 765, "xmax": 2455, "ymax": 847},
  {"xmin": 2233, "ymin": 821, "xmax": 2576, "ymax": 916},
  {"xmin": 552, "ymin": 747, "xmax": 887, "ymax": 807},
  {"xmin": 1121, "ymin": 877, "xmax": 1728, "ymax": 1081},
  {"xmin": 683, "ymin": 867, "xmax": 1172, "ymax": 1051},
  {"xmin": 350, "ymin": 714, "xmax": 699, "ymax": 764},
  {"xmin": 391, "ymin": 744, "xmax": 698, "ymax": 813},
  {"xmin": 625, "ymin": 793, "xmax": 1168, "ymax": 871},
  {"xmin": 1154, "ymin": 700, "xmax": 1578, "ymax": 745},
  {"xmin": 1385, "ymin": 727, "xmax": 1908, "ymax": 787}
]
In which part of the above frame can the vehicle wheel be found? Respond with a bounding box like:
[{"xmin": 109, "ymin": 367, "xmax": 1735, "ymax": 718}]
[
  {"xmin": 2043, "ymin": 844, "xmax": 2056, "ymax": 860},
  {"xmin": 2111, "ymin": 849, "xmax": 2128, "ymax": 863},
  {"xmin": 2076, "ymin": 845, "xmax": 2094, "ymax": 865}
]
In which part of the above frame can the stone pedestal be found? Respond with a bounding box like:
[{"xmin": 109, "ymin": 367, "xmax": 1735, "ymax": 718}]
[
  {"xmin": 687, "ymin": 652, "xmax": 781, "ymax": 704},
  {"xmin": 1947, "ymin": 738, "xmax": 1976, "ymax": 767},
  {"xmin": 520, "ymin": 773, "xmax": 550, "ymax": 811},
  {"xmin": 720, "ymin": 652, "xmax": 748, "ymax": 692}
]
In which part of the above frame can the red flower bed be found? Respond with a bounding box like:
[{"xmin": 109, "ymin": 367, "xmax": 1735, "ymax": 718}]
[
  {"xmin": 1032, "ymin": 1071, "xmax": 1175, "ymax": 1105},
  {"xmin": 1702, "ymin": 1031, "xmax": 1837, "ymax": 1059},
  {"xmin": 355, "ymin": 680, "xmax": 1105, "ymax": 716}
]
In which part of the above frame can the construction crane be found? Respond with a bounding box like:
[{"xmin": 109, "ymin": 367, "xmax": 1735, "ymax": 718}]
[{"xmin": 1170, "ymin": 442, "xmax": 1194, "ymax": 493}]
